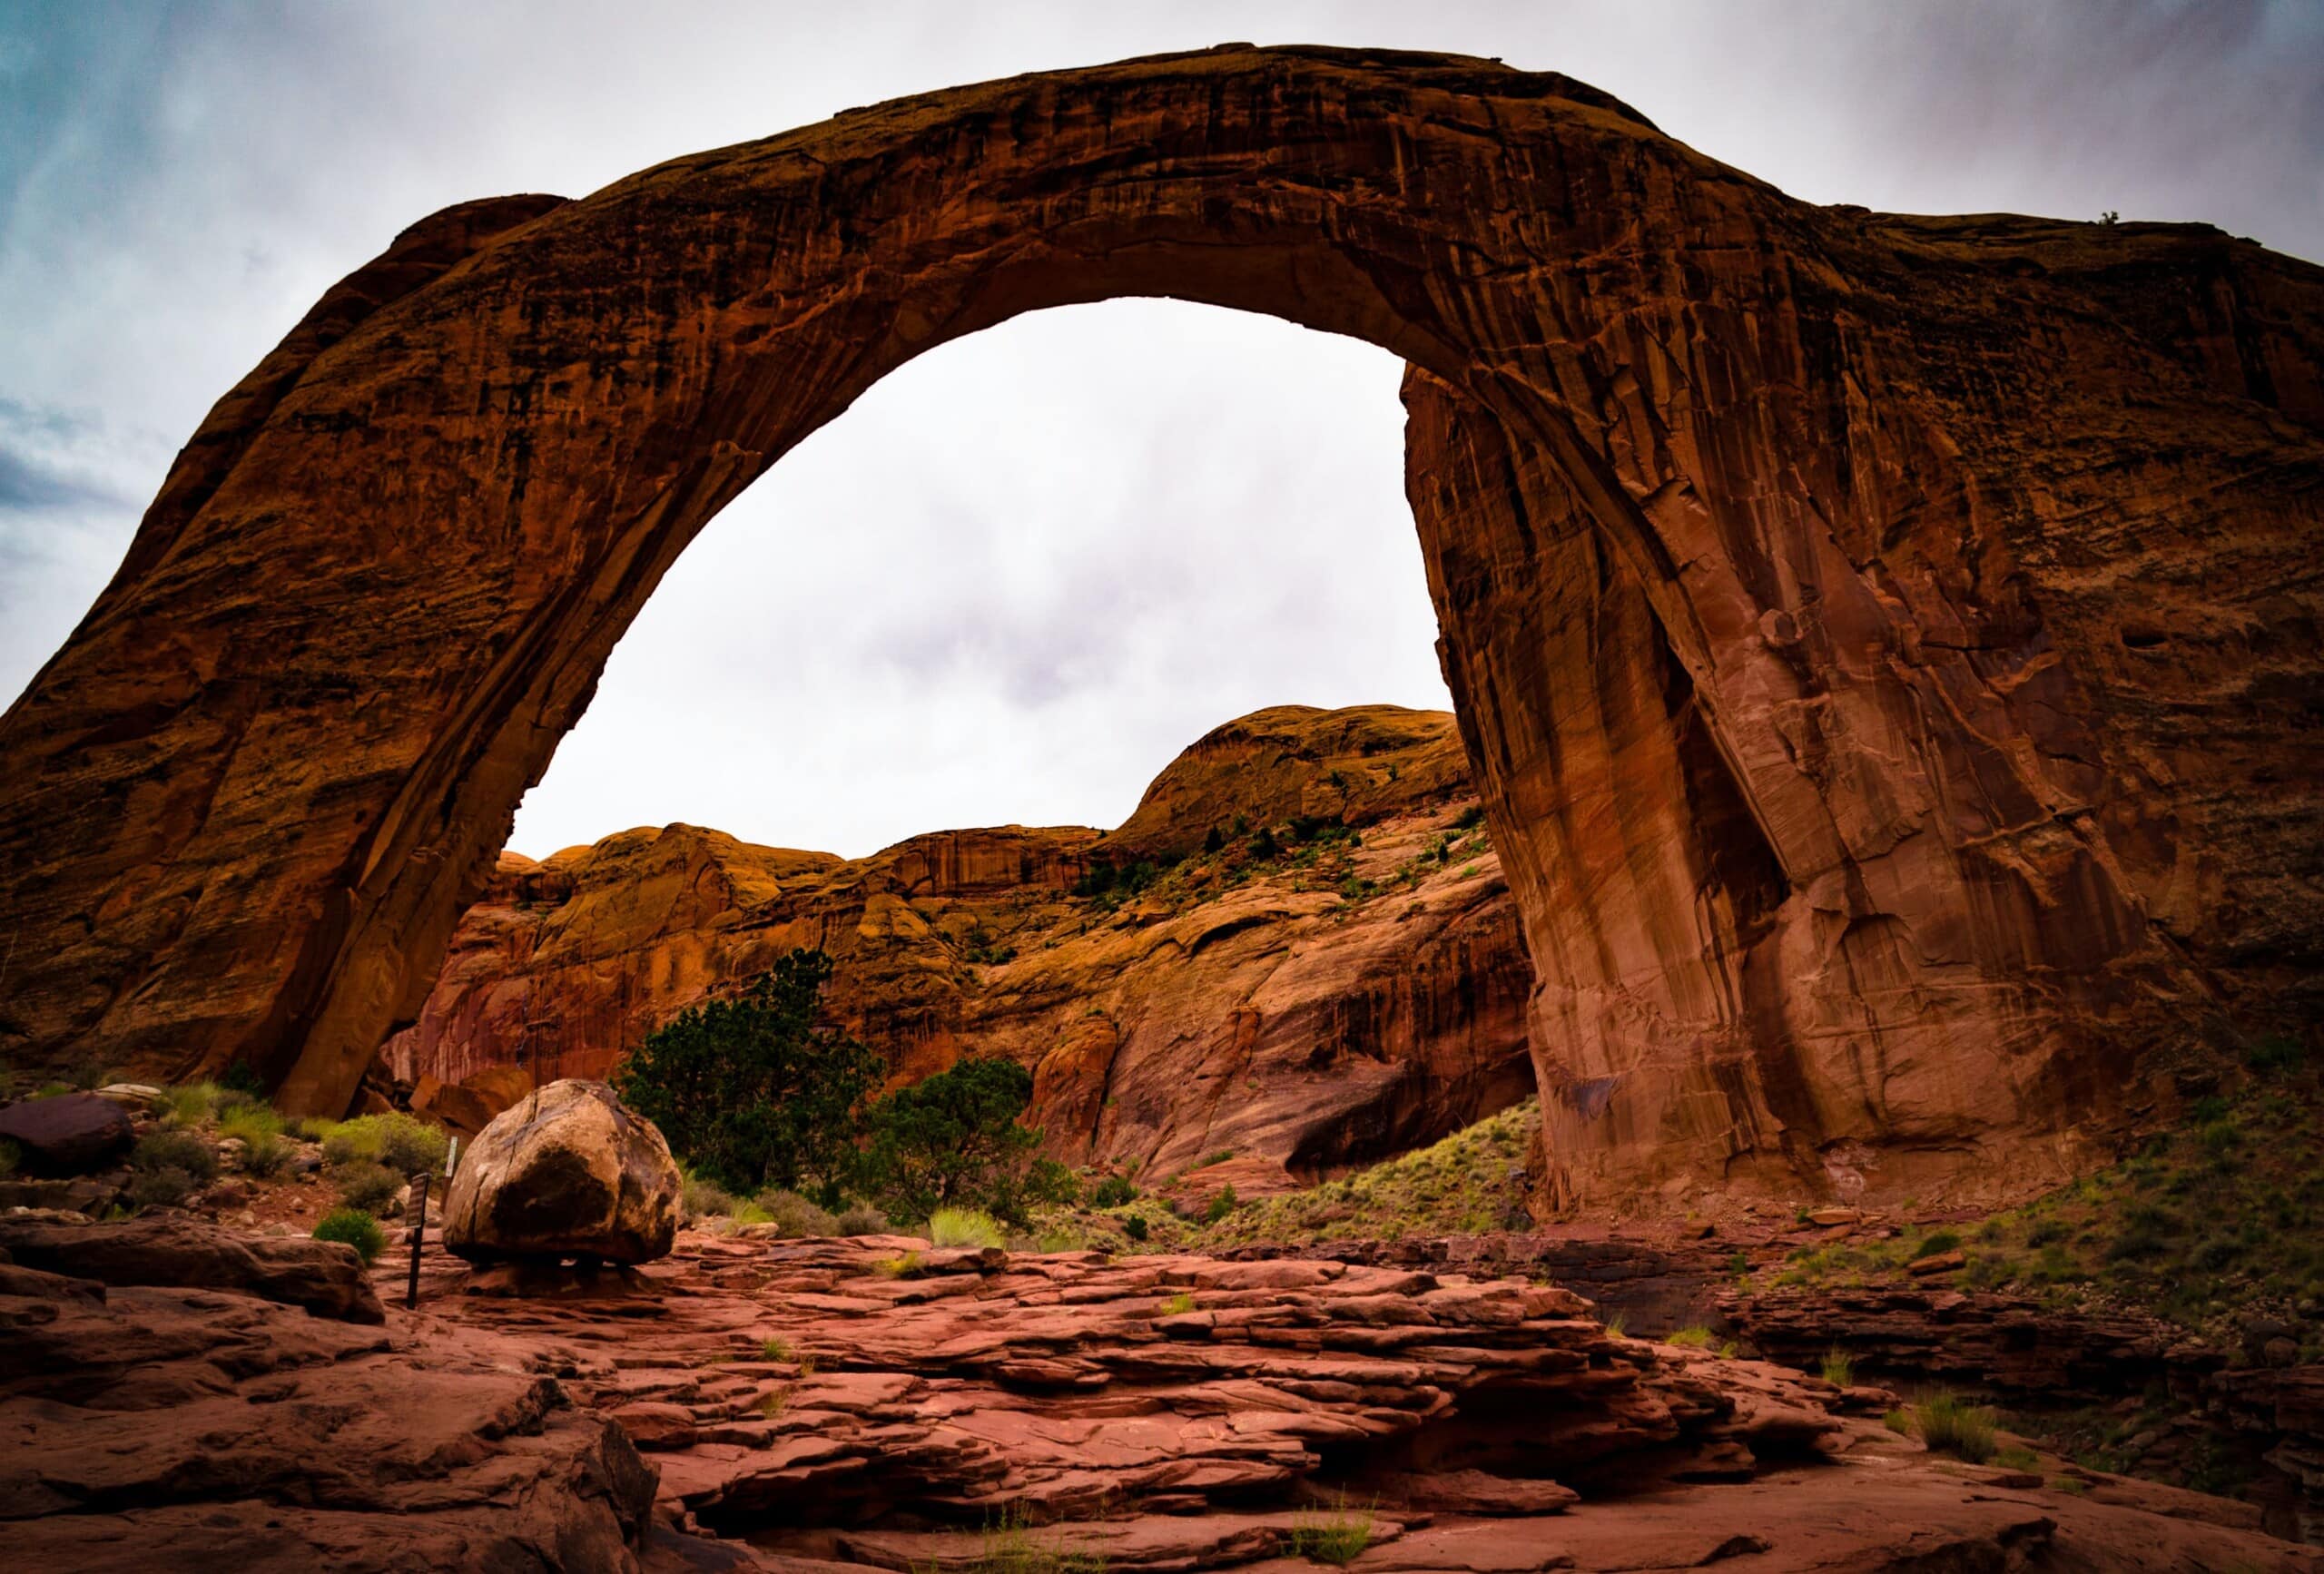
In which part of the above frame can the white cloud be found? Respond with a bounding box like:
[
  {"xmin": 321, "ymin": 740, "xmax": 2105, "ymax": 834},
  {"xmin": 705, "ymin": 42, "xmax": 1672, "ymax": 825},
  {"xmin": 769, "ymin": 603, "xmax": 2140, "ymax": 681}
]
[{"xmin": 3, "ymin": 1, "xmax": 2316, "ymax": 857}]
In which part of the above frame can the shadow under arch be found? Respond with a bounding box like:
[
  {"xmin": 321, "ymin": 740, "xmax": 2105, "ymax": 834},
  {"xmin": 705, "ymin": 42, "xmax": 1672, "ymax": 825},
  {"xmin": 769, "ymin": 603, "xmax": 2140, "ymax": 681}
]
[{"xmin": 5, "ymin": 44, "xmax": 2319, "ymax": 1210}]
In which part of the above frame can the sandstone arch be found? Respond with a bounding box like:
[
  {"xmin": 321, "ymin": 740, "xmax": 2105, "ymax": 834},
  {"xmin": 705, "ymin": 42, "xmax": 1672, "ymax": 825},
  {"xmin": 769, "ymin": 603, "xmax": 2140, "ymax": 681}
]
[{"xmin": 2, "ymin": 45, "xmax": 2319, "ymax": 1209}]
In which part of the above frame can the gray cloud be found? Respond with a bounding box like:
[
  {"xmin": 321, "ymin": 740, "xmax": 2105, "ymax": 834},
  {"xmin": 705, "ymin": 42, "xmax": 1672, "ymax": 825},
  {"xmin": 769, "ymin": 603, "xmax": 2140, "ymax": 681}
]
[{"xmin": 2, "ymin": 2, "xmax": 2318, "ymax": 858}]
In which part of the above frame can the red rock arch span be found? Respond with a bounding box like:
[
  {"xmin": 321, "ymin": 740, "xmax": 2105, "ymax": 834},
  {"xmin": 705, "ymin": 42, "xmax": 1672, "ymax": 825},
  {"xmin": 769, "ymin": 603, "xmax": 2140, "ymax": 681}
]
[{"xmin": 3, "ymin": 45, "xmax": 2319, "ymax": 1209}]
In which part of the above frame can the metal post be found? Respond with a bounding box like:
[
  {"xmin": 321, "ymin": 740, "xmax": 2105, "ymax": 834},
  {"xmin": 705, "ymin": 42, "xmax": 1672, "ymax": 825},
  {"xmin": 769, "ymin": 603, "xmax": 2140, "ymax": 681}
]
[{"xmin": 406, "ymin": 1171, "xmax": 430, "ymax": 1311}]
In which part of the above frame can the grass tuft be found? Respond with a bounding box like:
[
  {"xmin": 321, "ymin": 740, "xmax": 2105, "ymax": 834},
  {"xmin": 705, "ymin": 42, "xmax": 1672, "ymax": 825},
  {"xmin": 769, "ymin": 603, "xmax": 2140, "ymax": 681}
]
[
  {"xmin": 1819, "ymin": 1347, "xmax": 1856, "ymax": 1388},
  {"xmin": 313, "ymin": 1207, "xmax": 387, "ymax": 1264},
  {"xmin": 930, "ymin": 1206, "xmax": 1007, "ymax": 1250},
  {"xmin": 1288, "ymin": 1494, "xmax": 1374, "ymax": 1565},
  {"xmin": 1915, "ymin": 1389, "xmax": 1998, "ymax": 1464}
]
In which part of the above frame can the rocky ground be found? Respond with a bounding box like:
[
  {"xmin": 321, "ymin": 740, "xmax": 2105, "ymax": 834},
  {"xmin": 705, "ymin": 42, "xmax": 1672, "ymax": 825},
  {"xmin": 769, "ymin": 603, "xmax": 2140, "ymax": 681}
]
[{"xmin": 9, "ymin": 1201, "xmax": 2321, "ymax": 1572}]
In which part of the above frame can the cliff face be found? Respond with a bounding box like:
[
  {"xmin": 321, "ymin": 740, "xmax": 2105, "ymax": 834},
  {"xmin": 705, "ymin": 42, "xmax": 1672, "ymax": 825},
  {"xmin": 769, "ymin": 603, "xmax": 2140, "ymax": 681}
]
[
  {"xmin": 1, "ymin": 46, "xmax": 2319, "ymax": 1213},
  {"xmin": 383, "ymin": 707, "xmax": 1537, "ymax": 1186}
]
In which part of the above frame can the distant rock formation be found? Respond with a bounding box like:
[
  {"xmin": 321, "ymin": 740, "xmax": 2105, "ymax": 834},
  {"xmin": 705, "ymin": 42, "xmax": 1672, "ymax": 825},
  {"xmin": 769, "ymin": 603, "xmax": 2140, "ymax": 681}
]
[{"xmin": 385, "ymin": 706, "xmax": 1538, "ymax": 1189}]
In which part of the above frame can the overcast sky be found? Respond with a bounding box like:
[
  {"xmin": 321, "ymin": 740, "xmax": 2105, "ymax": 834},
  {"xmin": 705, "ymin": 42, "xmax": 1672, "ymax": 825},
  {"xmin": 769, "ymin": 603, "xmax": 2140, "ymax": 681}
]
[{"xmin": 5, "ymin": 2, "xmax": 2319, "ymax": 860}]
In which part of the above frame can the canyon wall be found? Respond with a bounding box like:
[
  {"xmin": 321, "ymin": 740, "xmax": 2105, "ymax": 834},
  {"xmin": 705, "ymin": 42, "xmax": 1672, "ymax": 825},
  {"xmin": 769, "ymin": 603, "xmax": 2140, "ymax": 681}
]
[
  {"xmin": 383, "ymin": 706, "xmax": 1534, "ymax": 1185},
  {"xmin": 0, "ymin": 46, "xmax": 2317, "ymax": 1213}
]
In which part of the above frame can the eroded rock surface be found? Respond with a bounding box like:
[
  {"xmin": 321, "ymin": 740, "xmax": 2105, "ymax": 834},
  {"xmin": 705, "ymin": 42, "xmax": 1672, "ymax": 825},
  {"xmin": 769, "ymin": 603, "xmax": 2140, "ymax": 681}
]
[
  {"xmin": 443, "ymin": 1079, "xmax": 682, "ymax": 1265},
  {"xmin": 0, "ymin": 46, "xmax": 2319, "ymax": 1214},
  {"xmin": 387, "ymin": 706, "xmax": 1535, "ymax": 1185},
  {"xmin": 0, "ymin": 1095, "xmax": 132, "ymax": 1177}
]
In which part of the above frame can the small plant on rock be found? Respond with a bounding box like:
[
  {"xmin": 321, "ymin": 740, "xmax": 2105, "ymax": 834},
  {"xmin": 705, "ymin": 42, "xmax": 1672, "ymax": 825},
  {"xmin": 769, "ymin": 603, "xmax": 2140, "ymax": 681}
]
[
  {"xmin": 1288, "ymin": 1494, "xmax": 1374, "ymax": 1565},
  {"xmin": 757, "ymin": 1188, "xmax": 839, "ymax": 1237},
  {"xmin": 1666, "ymin": 1325, "xmax": 1715, "ymax": 1349},
  {"xmin": 313, "ymin": 1207, "xmax": 386, "ymax": 1264},
  {"xmin": 1158, "ymin": 1292, "xmax": 1196, "ymax": 1316},
  {"xmin": 1915, "ymin": 1389, "xmax": 1998, "ymax": 1463},
  {"xmin": 929, "ymin": 1206, "xmax": 1007, "ymax": 1250},
  {"xmin": 760, "ymin": 1336, "xmax": 793, "ymax": 1362},
  {"xmin": 1820, "ymin": 1348, "xmax": 1856, "ymax": 1388}
]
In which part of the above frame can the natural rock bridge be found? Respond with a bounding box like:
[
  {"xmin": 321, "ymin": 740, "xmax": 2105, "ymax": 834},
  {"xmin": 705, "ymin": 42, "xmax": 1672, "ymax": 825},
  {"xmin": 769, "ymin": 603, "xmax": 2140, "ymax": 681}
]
[{"xmin": 3, "ymin": 44, "xmax": 2319, "ymax": 1211}]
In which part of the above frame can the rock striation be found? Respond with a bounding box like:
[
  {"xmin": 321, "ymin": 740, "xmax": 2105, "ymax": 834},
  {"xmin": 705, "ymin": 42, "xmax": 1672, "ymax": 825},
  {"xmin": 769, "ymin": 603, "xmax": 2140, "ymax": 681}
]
[
  {"xmin": 387, "ymin": 706, "xmax": 1537, "ymax": 1187},
  {"xmin": 0, "ymin": 45, "xmax": 2318, "ymax": 1213}
]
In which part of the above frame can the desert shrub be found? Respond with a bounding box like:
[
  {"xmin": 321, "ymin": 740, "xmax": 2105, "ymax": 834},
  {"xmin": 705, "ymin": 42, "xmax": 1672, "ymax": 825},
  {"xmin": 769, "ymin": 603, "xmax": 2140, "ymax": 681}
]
[
  {"xmin": 1158, "ymin": 1292, "xmax": 1196, "ymax": 1316},
  {"xmin": 1666, "ymin": 1325, "xmax": 1714, "ymax": 1349},
  {"xmin": 857, "ymin": 1057, "xmax": 1055, "ymax": 1224},
  {"xmin": 1121, "ymin": 1214, "xmax": 1150, "ymax": 1242},
  {"xmin": 2248, "ymin": 1034, "xmax": 2306, "ymax": 1077},
  {"xmin": 1911, "ymin": 1229, "xmax": 1962, "ymax": 1259},
  {"xmin": 332, "ymin": 1159, "xmax": 405, "ymax": 1214},
  {"xmin": 1204, "ymin": 1184, "xmax": 1241, "ymax": 1224},
  {"xmin": 1883, "ymin": 1408, "xmax": 1912, "ymax": 1434},
  {"xmin": 162, "ymin": 1082, "xmax": 223, "ymax": 1127},
  {"xmin": 219, "ymin": 1105, "xmax": 291, "ymax": 1177},
  {"xmin": 616, "ymin": 949, "xmax": 878, "ymax": 1195},
  {"xmin": 1090, "ymin": 1174, "xmax": 1136, "ymax": 1209},
  {"xmin": 1287, "ymin": 1495, "xmax": 1374, "ymax": 1565},
  {"xmin": 758, "ymin": 1188, "xmax": 839, "ymax": 1238},
  {"xmin": 833, "ymin": 1203, "xmax": 889, "ymax": 1237},
  {"xmin": 313, "ymin": 1207, "xmax": 386, "ymax": 1264},
  {"xmin": 1915, "ymin": 1390, "xmax": 1997, "ymax": 1463},
  {"xmin": 324, "ymin": 1112, "xmax": 448, "ymax": 1176},
  {"xmin": 134, "ymin": 1127, "xmax": 219, "ymax": 1183},
  {"xmin": 129, "ymin": 1166, "xmax": 200, "ymax": 1209},
  {"xmin": 873, "ymin": 1252, "xmax": 921, "ymax": 1278},
  {"xmin": 928, "ymin": 1206, "xmax": 1006, "ymax": 1250},
  {"xmin": 1035, "ymin": 1226, "xmax": 1083, "ymax": 1253},
  {"xmin": 1995, "ymin": 1444, "xmax": 2041, "ymax": 1471},
  {"xmin": 1820, "ymin": 1348, "xmax": 1856, "ymax": 1387},
  {"xmin": 682, "ymin": 1170, "xmax": 736, "ymax": 1218},
  {"xmin": 760, "ymin": 1336, "xmax": 793, "ymax": 1362}
]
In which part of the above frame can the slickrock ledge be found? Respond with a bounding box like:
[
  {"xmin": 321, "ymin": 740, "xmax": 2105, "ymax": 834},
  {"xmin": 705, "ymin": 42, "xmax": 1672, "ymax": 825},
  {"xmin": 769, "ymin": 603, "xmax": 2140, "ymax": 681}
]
[{"xmin": 390, "ymin": 1226, "xmax": 2320, "ymax": 1570}]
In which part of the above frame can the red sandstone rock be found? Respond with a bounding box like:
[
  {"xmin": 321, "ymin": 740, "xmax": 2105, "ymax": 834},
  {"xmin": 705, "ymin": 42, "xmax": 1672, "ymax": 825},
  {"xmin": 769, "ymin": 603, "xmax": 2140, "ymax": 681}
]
[
  {"xmin": 0, "ymin": 1213, "xmax": 384, "ymax": 1323},
  {"xmin": 387, "ymin": 707, "xmax": 1535, "ymax": 1182},
  {"xmin": 442, "ymin": 1078, "xmax": 682, "ymax": 1264},
  {"xmin": 0, "ymin": 45, "xmax": 2319, "ymax": 1221},
  {"xmin": 0, "ymin": 1093, "xmax": 133, "ymax": 1177}
]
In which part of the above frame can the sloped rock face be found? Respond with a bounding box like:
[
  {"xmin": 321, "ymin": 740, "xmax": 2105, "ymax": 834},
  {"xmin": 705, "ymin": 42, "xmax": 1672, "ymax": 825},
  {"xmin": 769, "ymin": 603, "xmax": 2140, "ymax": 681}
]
[
  {"xmin": 386, "ymin": 706, "xmax": 1537, "ymax": 1185},
  {"xmin": 442, "ymin": 1079, "xmax": 681, "ymax": 1265},
  {"xmin": 0, "ymin": 45, "xmax": 2319, "ymax": 1215}
]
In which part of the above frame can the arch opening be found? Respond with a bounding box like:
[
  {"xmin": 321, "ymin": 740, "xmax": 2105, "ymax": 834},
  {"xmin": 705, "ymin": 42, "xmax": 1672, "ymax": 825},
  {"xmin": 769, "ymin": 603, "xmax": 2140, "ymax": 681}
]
[{"xmin": 2, "ymin": 44, "xmax": 2292, "ymax": 1212}]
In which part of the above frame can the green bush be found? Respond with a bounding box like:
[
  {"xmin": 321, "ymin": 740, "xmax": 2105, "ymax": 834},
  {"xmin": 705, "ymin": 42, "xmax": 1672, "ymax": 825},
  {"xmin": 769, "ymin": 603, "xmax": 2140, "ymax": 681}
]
[
  {"xmin": 133, "ymin": 1127, "xmax": 219, "ymax": 1183},
  {"xmin": 2248, "ymin": 1035, "xmax": 2306, "ymax": 1077},
  {"xmin": 1204, "ymin": 1184, "xmax": 1240, "ymax": 1224},
  {"xmin": 313, "ymin": 1207, "xmax": 387, "ymax": 1264},
  {"xmin": 758, "ymin": 1188, "xmax": 839, "ymax": 1237},
  {"xmin": 322, "ymin": 1112, "xmax": 448, "ymax": 1176},
  {"xmin": 1122, "ymin": 1214, "xmax": 1150, "ymax": 1242},
  {"xmin": 1911, "ymin": 1229, "xmax": 1963, "ymax": 1259},
  {"xmin": 332, "ymin": 1160, "xmax": 405, "ymax": 1214},
  {"xmin": 161, "ymin": 1083, "xmax": 223, "ymax": 1127},
  {"xmin": 682, "ymin": 1170, "xmax": 736, "ymax": 1218},
  {"xmin": 1091, "ymin": 1174, "xmax": 1137, "ymax": 1208},
  {"xmin": 615, "ymin": 949, "xmax": 878, "ymax": 1195},
  {"xmin": 1915, "ymin": 1390, "xmax": 1997, "ymax": 1463},
  {"xmin": 219, "ymin": 1106, "xmax": 290, "ymax": 1177},
  {"xmin": 857, "ymin": 1057, "xmax": 1056, "ymax": 1224},
  {"xmin": 929, "ymin": 1206, "xmax": 1006, "ymax": 1250},
  {"xmin": 833, "ymin": 1203, "xmax": 889, "ymax": 1236},
  {"xmin": 129, "ymin": 1166, "xmax": 199, "ymax": 1209}
]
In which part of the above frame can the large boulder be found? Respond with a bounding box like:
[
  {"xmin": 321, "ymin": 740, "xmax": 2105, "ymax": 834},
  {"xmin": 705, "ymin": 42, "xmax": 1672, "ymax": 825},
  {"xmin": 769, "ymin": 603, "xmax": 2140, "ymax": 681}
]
[
  {"xmin": 0, "ymin": 1092, "xmax": 133, "ymax": 1176},
  {"xmin": 441, "ymin": 1079, "xmax": 680, "ymax": 1265}
]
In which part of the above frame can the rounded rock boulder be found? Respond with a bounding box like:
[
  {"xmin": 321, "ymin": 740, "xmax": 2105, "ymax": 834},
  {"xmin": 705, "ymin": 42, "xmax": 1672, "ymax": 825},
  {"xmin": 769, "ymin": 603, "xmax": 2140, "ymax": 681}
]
[
  {"xmin": 441, "ymin": 1079, "xmax": 681, "ymax": 1264},
  {"xmin": 0, "ymin": 1091, "xmax": 134, "ymax": 1176}
]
